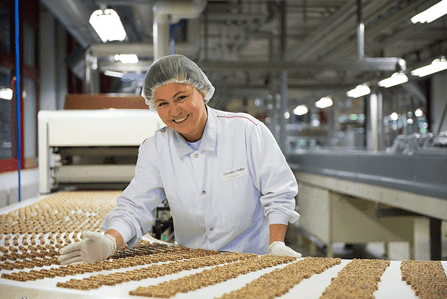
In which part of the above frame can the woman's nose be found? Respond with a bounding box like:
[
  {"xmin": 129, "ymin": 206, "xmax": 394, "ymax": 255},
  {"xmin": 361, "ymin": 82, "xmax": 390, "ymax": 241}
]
[{"xmin": 169, "ymin": 103, "xmax": 182, "ymax": 116}]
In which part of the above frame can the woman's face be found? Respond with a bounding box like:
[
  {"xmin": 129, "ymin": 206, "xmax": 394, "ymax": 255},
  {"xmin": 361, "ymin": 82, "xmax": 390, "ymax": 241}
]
[{"xmin": 154, "ymin": 83, "xmax": 207, "ymax": 142}]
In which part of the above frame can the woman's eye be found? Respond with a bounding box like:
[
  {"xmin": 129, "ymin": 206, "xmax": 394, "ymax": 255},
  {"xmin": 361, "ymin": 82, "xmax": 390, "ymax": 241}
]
[
  {"xmin": 157, "ymin": 102, "xmax": 167, "ymax": 107},
  {"xmin": 178, "ymin": 96, "xmax": 187, "ymax": 101}
]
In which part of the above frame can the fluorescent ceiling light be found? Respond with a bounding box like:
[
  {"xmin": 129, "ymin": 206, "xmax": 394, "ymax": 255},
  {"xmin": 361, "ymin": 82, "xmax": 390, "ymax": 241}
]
[
  {"xmin": 378, "ymin": 72, "xmax": 408, "ymax": 88},
  {"xmin": 0, "ymin": 88, "xmax": 13, "ymax": 100},
  {"xmin": 411, "ymin": 0, "xmax": 447, "ymax": 24},
  {"xmin": 293, "ymin": 105, "xmax": 308, "ymax": 116},
  {"xmin": 104, "ymin": 70, "xmax": 124, "ymax": 78},
  {"xmin": 89, "ymin": 9, "xmax": 127, "ymax": 43},
  {"xmin": 114, "ymin": 54, "xmax": 139, "ymax": 64},
  {"xmin": 410, "ymin": 57, "xmax": 447, "ymax": 77},
  {"xmin": 346, "ymin": 84, "xmax": 371, "ymax": 98},
  {"xmin": 315, "ymin": 96, "xmax": 333, "ymax": 109}
]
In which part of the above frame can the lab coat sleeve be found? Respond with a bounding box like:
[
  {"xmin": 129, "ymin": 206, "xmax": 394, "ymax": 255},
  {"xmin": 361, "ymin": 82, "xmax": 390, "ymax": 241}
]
[
  {"xmin": 247, "ymin": 121, "xmax": 300, "ymax": 225},
  {"xmin": 101, "ymin": 139, "xmax": 165, "ymax": 248}
]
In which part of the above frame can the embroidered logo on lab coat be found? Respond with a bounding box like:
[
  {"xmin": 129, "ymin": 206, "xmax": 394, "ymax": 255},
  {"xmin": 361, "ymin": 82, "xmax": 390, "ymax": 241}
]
[{"xmin": 222, "ymin": 167, "xmax": 248, "ymax": 181}]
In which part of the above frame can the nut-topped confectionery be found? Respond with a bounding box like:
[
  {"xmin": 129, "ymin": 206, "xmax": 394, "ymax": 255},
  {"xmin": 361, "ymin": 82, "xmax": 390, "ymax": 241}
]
[{"xmin": 401, "ymin": 260, "xmax": 447, "ymax": 299}]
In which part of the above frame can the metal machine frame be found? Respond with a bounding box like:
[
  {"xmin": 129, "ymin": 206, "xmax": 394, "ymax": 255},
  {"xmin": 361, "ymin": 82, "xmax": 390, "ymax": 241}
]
[{"xmin": 38, "ymin": 109, "xmax": 165, "ymax": 194}]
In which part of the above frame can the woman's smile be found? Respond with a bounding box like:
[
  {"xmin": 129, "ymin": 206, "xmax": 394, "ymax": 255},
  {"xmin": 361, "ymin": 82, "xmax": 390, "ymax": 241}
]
[{"xmin": 172, "ymin": 115, "xmax": 189, "ymax": 123}]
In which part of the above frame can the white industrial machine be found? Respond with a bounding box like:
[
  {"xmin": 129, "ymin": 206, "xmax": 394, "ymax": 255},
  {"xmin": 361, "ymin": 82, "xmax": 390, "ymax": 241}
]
[{"xmin": 38, "ymin": 109, "xmax": 165, "ymax": 194}]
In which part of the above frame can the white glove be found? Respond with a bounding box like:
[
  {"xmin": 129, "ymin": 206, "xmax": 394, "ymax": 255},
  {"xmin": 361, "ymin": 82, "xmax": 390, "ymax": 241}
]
[
  {"xmin": 269, "ymin": 241, "xmax": 302, "ymax": 258},
  {"xmin": 58, "ymin": 231, "xmax": 116, "ymax": 265}
]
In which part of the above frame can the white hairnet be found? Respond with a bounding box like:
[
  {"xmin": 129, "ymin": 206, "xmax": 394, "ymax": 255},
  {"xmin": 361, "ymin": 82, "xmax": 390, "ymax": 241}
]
[{"xmin": 142, "ymin": 54, "xmax": 215, "ymax": 110}]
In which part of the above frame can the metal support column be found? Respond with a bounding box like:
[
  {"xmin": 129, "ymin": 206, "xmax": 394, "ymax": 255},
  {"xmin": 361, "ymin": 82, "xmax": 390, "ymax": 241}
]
[
  {"xmin": 430, "ymin": 217, "xmax": 442, "ymax": 260},
  {"xmin": 85, "ymin": 49, "xmax": 99, "ymax": 94},
  {"xmin": 153, "ymin": 9, "xmax": 170, "ymax": 60},
  {"xmin": 279, "ymin": 0, "xmax": 288, "ymax": 153},
  {"xmin": 266, "ymin": 27, "xmax": 277, "ymax": 138},
  {"xmin": 368, "ymin": 92, "xmax": 379, "ymax": 151},
  {"xmin": 356, "ymin": 0, "xmax": 364, "ymax": 61},
  {"xmin": 377, "ymin": 91, "xmax": 384, "ymax": 151}
]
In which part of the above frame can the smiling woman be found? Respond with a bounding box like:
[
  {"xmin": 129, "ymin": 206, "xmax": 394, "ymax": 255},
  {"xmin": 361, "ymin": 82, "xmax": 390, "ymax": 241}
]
[{"xmin": 58, "ymin": 54, "xmax": 302, "ymax": 265}]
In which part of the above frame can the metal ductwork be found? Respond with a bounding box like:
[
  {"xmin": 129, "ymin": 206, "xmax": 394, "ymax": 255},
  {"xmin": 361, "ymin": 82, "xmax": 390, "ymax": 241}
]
[
  {"xmin": 40, "ymin": 0, "xmax": 101, "ymax": 48},
  {"xmin": 153, "ymin": 0, "xmax": 207, "ymax": 60}
]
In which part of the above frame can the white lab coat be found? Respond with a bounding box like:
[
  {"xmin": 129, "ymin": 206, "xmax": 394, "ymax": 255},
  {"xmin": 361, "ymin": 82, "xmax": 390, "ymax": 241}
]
[{"xmin": 101, "ymin": 106, "xmax": 299, "ymax": 254}]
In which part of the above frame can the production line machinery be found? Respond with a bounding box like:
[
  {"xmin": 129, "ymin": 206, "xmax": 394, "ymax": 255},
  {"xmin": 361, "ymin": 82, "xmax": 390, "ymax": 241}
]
[
  {"xmin": 289, "ymin": 146, "xmax": 447, "ymax": 261},
  {"xmin": 38, "ymin": 109, "xmax": 166, "ymax": 193}
]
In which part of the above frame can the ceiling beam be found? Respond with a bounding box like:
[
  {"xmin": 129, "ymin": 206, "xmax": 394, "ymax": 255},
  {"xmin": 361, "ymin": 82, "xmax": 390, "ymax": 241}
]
[
  {"xmin": 197, "ymin": 57, "xmax": 402, "ymax": 72},
  {"xmin": 89, "ymin": 42, "xmax": 195, "ymax": 57}
]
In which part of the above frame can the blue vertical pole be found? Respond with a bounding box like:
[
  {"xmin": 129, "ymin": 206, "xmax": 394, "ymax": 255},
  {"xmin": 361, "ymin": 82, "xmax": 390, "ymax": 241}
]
[{"xmin": 15, "ymin": 0, "xmax": 21, "ymax": 202}]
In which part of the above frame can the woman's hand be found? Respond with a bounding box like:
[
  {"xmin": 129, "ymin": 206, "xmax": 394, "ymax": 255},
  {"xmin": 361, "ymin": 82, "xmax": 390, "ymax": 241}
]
[
  {"xmin": 58, "ymin": 231, "xmax": 116, "ymax": 264},
  {"xmin": 269, "ymin": 241, "xmax": 302, "ymax": 258},
  {"xmin": 269, "ymin": 224, "xmax": 302, "ymax": 257}
]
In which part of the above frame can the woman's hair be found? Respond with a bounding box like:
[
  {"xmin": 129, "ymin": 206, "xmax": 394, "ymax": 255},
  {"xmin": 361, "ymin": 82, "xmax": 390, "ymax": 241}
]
[{"xmin": 142, "ymin": 54, "xmax": 215, "ymax": 110}]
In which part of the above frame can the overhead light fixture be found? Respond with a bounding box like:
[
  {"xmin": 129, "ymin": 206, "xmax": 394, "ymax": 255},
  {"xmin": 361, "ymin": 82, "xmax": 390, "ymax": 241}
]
[
  {"xmin": 346, "ymin": 84, "xmax": 371, "ymax": 98},
  {"xmin": 378, "ymin": 72, "xmax": 408, "ymax": 88},
  {"xmin": 411, "ymin": 56, "xmax": 447, "ymax": 77},
  {"xmin": 104, "ymin": 70, "xmax": 124, "ymax": 78},
  {"xmin": 415, "ymin": 108, "xmax": 424, "ymax": 117},
  {"xmin": 390, "ymin": 112, "xmax": 399, "ymax": 121},
  {"xmin": 89, "ymin": 9, "xmax": 127, "ymax": 43},
  {"xmin": 0, "ymin": 88, "xmax": 13, "ymax": 100},
  {"xmin": 293, "ymin": 105, "xmax": 308, "ymax": 116},
  {"xmin": 114, "ymin": 54, "xmax": 139, "ymax": 64},
  {"xmin": 411, "ymin": 0, "xmax": 447, "ymax": 24},
  {"xmin": 315, "ymin": 96, "xmax": 333, "ymax": 109}
]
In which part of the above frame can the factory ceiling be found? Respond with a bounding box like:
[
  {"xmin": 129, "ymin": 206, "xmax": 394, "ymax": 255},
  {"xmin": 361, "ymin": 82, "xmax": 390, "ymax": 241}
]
[{"xmin": 40, "ymin": 0, "xmax": 447, "ymax": 111}]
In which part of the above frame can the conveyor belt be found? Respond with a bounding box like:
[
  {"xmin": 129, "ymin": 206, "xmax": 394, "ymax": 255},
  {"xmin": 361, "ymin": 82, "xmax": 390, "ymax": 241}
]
[
  {"xmin": 1, "ymin": 192, "xmax": 446, "ymax": 299},
  {"xmin": 2, "ymin": 258, "xmax": 447, "ymax": 299}
]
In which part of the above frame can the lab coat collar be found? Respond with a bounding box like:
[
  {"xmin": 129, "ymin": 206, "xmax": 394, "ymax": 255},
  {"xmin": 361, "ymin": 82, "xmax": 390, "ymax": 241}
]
[{"xmin": 173, "ymin": 105, "xmax": 217, "ymax": 159}]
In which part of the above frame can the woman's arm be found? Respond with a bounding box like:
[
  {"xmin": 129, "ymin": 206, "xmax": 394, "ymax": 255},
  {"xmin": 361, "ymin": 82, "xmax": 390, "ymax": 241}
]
[
  {"xmin": 269, "ymin": 223, "xmax": 287, "ymax": 244},
  {"xmin": 106, "ymin": 229, "xmax": 124, "ymax": 248},
  {"xmin": 101, "ymin": 139, "xmax": 165, "ymax": 248}
]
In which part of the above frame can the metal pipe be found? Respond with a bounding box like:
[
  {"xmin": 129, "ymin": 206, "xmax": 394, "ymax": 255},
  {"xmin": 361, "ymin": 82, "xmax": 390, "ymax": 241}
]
[
  {"xmin": 153, "ymin": 11, "xmax": 170, "ymax": 60},
  {"xmin": 197, "ymin": 57, "xmax": 401, "ymax": 71},
  {"xmin": 327, "ymin": 0, "xmax": 426, "ymax": 62},
  {"xmin": 279, "ymin": 0, "xmax": 288, "ymax": 153},
  {"xmin": 357, "ymin": 0, "xmax": 365, "ymax": 60},
  {"xmin": 40, "ymin": 0, "xmax": 100, "ymax": 48},
  {"xmin": 287, "ymin": 0, "xmax": 357, "ymax": 60},
  {"xmin": 437, "ymin": 101, "xmax": 447, "ymax": 134},
  {"xmin": 377, "ymin": 91, "xmax": 383, "ymax": 151},
  {"xmin": 204, "ymin": 8, "xmax": 208, "ymax": 60},
  {"xmin": 368, "ymin": 92, "xmax": 379, "ymax": 151},
  {"xmin": 153, "ymin": 0, "xmax": 207, "ymax": 60}
]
